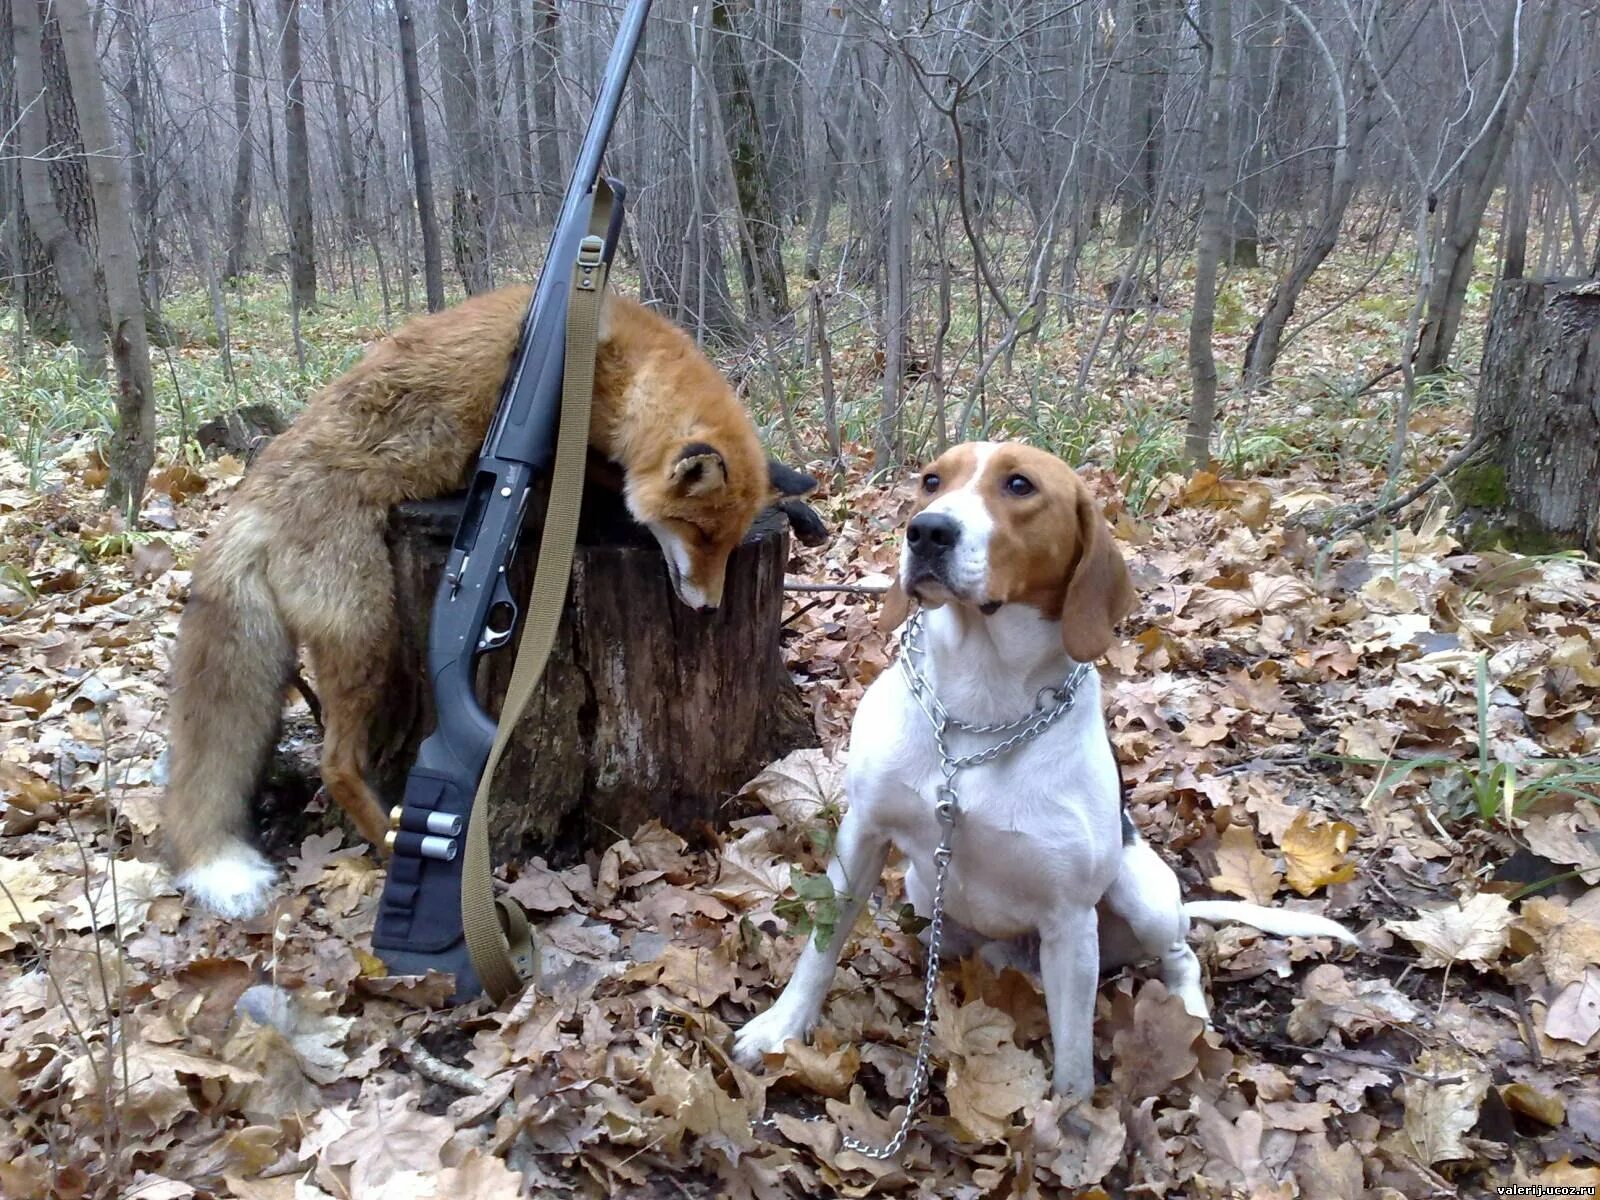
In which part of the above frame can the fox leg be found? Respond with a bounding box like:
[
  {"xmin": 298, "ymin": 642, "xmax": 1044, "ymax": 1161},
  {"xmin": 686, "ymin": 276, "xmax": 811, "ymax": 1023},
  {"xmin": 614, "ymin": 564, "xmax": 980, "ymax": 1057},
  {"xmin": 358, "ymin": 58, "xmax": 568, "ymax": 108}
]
[{"xmin": 307, "ymin": 631, "xmax": 392, "ymax": 850}]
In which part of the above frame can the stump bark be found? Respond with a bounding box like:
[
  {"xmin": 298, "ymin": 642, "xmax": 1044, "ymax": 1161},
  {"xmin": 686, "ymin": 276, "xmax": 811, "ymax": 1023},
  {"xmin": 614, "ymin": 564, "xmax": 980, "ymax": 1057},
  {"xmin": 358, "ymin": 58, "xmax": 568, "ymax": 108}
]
[
  {"xmin": 374, "ymin": 484, "xmax": 816, "ymax": 864},
  {"xmin": 1475, "ymin": 277, "xmax": 1600, "ymax": 556}
]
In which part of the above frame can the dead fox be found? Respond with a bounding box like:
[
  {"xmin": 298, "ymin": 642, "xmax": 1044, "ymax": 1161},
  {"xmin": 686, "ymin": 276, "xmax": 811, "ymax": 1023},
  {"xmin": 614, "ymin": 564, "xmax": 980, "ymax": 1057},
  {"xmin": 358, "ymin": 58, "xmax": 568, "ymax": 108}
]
[{"xmin": 165, "ymin": 287, "xmax": 814, "ymax": 917}]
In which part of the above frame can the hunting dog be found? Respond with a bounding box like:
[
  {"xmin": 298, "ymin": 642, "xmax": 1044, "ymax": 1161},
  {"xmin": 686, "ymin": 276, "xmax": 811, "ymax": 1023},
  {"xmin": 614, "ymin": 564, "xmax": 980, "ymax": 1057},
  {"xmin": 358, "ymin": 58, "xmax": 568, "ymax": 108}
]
[
  {"xmin": 165, "ymin": 287, "xmax": 815, "ymax": 919},
  {"xmin": 734, "ymin": 442, "xmax": 1356, "ymax": 1099}
]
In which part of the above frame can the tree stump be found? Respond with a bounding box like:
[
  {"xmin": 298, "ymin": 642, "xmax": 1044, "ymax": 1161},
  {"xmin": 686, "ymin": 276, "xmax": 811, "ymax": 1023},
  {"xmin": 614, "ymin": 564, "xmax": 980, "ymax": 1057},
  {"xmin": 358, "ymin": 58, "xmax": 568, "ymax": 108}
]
[
  {"xmin": 1474, "ymin": 277, "xmax": 1600, "ymax": 556},
  {"xmin": 373, "ymin": 484, "xmax": 817, "ymax": 864}
]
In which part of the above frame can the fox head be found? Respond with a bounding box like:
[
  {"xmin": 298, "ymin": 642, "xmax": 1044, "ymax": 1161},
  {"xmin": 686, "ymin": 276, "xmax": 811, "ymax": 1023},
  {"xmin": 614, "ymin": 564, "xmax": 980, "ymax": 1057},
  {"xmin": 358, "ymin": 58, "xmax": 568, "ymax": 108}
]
[{"xmin": 627, "ymin": 437, "xmax": 815, "ymax": 612}]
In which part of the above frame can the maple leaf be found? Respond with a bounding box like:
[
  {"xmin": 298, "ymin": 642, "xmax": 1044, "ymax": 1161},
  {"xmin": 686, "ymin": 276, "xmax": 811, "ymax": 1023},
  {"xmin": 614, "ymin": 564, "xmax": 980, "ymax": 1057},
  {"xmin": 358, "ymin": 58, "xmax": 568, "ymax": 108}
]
[
  {"xmin": 1390, "ymin": 892, "xmax": 1514, "ymax": 970},
  {"xmin": 655, "ymin": 941, "xmax": 737, "ymax": 1007},
  {"xmin": 1543, "ymin": 967, "xmax": 1600, "ymax": 1046},
  {"xmin": 1109, "ymin": 981, "xmax": 1203, "ymax": 1101},
  {"xmin": 66, "ymin": 856, "xmax": 174, "ymax": 936},
  {"xmin": 1209, "ymin": 822, "xmax": 1281, "ymax": 904},
  {"xmin": 737, "ymin": 748, "xmax": 846, "ymax": 832},
  {"xmin": 1187, "ymin": 575, "xmax": 1313, "ymax": 627},
  {"xmin": 1278, "ymin": 811, "xmax": 1358, "ymax": 896},
  {"xmin": 305, "ymin": 1078, "xmax": 455, "ymax": 1196},
  {"xmin": 639, "ymin": 1040, "xmax": 758, "ymax": 1156},
  {"xmin": 1512, "ymin": 898, "xmax": 1600, "ymax": 987},
  {"xmin": 0, "ymin": 854, "xmax": 57, "ymax": 947},
  {"xmin": 709, "ymin": 830, "xmax": 789, "ymax": 908},
  {"xmin": 1396, "ymin": 1047, "xmax": 1490, "ymax": 1165}
]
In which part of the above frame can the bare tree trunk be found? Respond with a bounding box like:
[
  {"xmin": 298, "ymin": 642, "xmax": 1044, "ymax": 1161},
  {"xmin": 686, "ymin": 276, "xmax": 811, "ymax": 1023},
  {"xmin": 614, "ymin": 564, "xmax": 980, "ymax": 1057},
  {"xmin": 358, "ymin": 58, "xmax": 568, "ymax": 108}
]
[
  {"xmin": 1242, "ymin": 3, "xmax": 1367, "ymax": 391},
  {"xmin": 57, "ymin": 0, "xmax": 157, "ymax": 516},
  {"xmin": 1415, "ymin": 3, "xmax": 1555, "ymax": 376},
  {"xmin": 710, "ymin": 0, "xmax": 789, "ymax": 321},
  {"xmin": 1500, "ymin": 135, "xmax": 1531, "ymax": 282},
  {"xmin": 321, "ymin": 0, "xmax": 362, "ymax": 244},
  {"xmin": 224, "ymin": 0, "xmax": 255, "ymax": 281},
  {"xmin": 530, "ymin": 0, "xmax": 562, "ymax": 224},
  {"xmin": 11, "ymin": 0, "xmax": 104, "ymax": 371},
  {"xmin": 1228, "ymin": 0, "xmax": 1274, "ymax": 267},
  {"xmin": 116, "ymin": 4, "xmax": 161, "ymax": 325},
  {"xmin": 436, "ymin": 0, "xmax": 492, "ymax": 293},
  {"xmin": 1116, "ymin": 0, "xmax": 1159, "ymax": 247},
  {"xmin": 395, "ymin": 0, "xmax": 446, "ymax": 311},
  {"xmin": 877, "ymin": 10, "xmax": 910, "ymax": 467},
  {"xmin": 509, "ymin": 0, "xmax": 536, "ymax": 218},
  {"xmin": 1186, "ymin": 0, "xmax": 1233, "ymax": 469},
  {"xmin": 278, "ymin": 0, "xmax": 317, "ymax": 309}
]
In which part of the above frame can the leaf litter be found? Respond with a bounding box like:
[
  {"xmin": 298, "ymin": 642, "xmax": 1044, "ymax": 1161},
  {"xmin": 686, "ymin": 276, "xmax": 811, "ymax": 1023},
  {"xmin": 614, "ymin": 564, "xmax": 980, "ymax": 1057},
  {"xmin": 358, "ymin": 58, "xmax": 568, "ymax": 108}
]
[{"xmin": 1, "ymin": 408, "xmax": 1599, "ymax": 1197}]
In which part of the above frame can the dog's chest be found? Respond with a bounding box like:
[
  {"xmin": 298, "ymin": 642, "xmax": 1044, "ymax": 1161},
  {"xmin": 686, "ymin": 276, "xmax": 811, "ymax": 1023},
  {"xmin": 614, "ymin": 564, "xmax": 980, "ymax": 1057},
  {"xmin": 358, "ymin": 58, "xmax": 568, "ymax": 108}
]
[{"xmin": 848, "ymin": 667, "xmax": 1123, "ymax": 932}]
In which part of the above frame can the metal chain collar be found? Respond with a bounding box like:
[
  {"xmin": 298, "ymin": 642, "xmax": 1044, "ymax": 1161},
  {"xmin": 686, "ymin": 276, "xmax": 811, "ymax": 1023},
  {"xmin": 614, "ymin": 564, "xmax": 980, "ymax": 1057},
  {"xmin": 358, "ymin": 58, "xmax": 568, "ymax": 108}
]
[{"xmin": 837, "ymin": 609, "xmax": 1089, "ymax": 1160}]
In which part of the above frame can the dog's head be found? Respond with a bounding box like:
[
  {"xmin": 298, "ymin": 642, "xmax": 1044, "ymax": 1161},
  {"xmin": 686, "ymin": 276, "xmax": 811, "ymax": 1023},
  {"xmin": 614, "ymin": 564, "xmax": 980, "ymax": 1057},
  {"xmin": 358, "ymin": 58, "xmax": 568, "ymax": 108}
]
[{"xmin": 881, "ymin": 442, "xmax": 1134, "ymax": 661}]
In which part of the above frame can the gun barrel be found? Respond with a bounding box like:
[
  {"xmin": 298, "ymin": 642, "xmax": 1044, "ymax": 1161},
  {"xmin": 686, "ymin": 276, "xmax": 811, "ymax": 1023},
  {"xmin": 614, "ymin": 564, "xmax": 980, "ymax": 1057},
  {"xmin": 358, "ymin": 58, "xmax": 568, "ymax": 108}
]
[{"xmin": 483, "ymin": 0, "xmax": 654, "ymax": 466}]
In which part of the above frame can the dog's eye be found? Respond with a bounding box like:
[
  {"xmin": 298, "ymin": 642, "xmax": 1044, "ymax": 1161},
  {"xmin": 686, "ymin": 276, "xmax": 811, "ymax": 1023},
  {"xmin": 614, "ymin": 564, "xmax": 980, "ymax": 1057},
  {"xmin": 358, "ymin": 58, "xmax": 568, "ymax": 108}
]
[
  {"xmin": 922, "ymin": 473, "xmax": 940, "ymax": 493},
  {"xmin": 1005, "ymin": 474, "xmax": 1035, "ymax": 497}
]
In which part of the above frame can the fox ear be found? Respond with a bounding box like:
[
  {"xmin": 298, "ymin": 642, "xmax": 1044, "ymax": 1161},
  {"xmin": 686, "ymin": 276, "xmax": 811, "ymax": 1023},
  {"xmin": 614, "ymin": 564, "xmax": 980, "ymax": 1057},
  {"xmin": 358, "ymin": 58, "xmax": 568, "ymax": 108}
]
[
  {"xmin": 1059, "ymin": 490, "xmax": 1135, "ymax": 662},
  {"xmin": 768, "ymin": 457, "xmax": 818, "ymax": 498},
  {"xmin": 878, "ymin": 578, "xmax": 912, "ymax": 633},
  {"xmin": 671, "ymin": 442, "xmax": 727, "ymax": 496}
]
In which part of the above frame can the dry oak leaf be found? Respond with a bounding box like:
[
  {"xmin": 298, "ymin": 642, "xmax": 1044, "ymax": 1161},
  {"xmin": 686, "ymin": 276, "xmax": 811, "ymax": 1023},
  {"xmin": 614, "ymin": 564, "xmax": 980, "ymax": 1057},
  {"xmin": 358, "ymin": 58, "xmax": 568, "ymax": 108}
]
[
  {"xmin": 1396, "ymin": 1046, "xmax": 1490, "ymax": 1165},
  {"xmin": 1027, "ymin": 1096, "xmax": 1126, "ymax": 1190},
  {"xmin": 1279, "ymin": 810, "xmax": 1358, "ymax": 897},
  {"xmin": 1287, "ymin": 964, "xmax": 1420, "ymax": 1043},
  {"xmin": 934, "ymin": 998, "xmax": 1047, "ymax": 1143},
  {"xmin": 67, "ymin": 1039, "xmax": 261, "ymax": 1135},
  {"xmin": 1209, "ymin": 821, "xmax": 1282, "ymax": 904},
  {"xmin": 1389, "ymin": 891, "xmax": 1514, "ymax": 970},
  {"xmin": 1110, "ymin": 980, "xmax": 1204, "ymax": 1101},
  {"xmin": 737, "ymin": 747, "xmax": 846, "ymax": 832},
  {"xmin": 1543, "ymin": 966, "xmax": 1600, "ymax": 1045},
  {"xmin": 768, "ymin": 1033, "xmax": 860, "ymax": 1100},
  {"xmin": 1512, "ymin": 897, "xmax": 1600, "ymax": 987}
]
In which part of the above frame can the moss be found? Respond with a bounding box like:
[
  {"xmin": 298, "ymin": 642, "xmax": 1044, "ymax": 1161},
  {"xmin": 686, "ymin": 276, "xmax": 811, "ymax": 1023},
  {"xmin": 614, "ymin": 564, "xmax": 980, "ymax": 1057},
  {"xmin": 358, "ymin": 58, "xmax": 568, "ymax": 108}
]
[
  {"xmin": 1459, "ymin": 516, "xmax": 1572, "ymax": 555},
  {"xmin": 1454, "ymin": 462, "xmax": 1509, "ymax": 508}
]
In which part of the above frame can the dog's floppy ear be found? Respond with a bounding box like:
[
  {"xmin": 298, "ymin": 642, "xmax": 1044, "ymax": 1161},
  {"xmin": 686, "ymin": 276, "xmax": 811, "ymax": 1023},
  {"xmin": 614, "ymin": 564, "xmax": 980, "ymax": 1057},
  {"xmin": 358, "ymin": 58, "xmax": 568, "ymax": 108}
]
[
  {"xmin": 768, "ymin": 457, "xmax": 818, "ymax": 498},
  {"xmin": 1060, "ymin": 490, "xmax": 1135, "ymax": 661},
  {"xmin": 671, "ymin": 442, "xmax": 727, "ymax": 496},
  {"xmin": 877, "ymin": 577, "xmax": 912, "ymax": 633}
]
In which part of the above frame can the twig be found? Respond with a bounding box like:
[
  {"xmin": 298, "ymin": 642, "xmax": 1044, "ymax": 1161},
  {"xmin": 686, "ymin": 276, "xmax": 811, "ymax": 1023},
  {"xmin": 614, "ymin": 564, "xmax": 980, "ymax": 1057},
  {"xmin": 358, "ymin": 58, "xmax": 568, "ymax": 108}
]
[
  {"xmin": 783, "ymin": 582, "xmax": 891, "ymax": 595},
  {"xmin": 291, "ymin": 668, "xmax": 323, "ymax": 727},
  {"xmin": 1513, "ymin": 984, "xmax": 1544, "ymax": 1067},
  {"xmin": 401, "ymin": 1039, "xmax": 487, "ymax": 1094},
  {"xmin": 1304, "ymin": 426, "xmax": 1497, "ymax": 541},
  {"xmin": 1269, "ymin": 1042, "xmax": 1461, "ymax": 1084}
]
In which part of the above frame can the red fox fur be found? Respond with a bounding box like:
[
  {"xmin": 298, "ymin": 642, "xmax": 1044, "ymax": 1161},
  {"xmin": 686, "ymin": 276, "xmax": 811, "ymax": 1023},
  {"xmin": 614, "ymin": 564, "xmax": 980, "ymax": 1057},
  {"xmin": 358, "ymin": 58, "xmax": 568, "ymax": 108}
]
[{"xmin": 165, "ymin": 287, "xmax": 806, "ymax": 917}]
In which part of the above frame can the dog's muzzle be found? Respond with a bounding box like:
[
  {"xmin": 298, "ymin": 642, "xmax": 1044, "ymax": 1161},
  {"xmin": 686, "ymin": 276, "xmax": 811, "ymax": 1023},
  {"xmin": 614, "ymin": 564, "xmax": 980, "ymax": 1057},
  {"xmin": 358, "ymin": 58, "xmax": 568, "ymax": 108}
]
[{"xmin": 902, "ymin": 512, "xmax": 961, "ymax": 603}]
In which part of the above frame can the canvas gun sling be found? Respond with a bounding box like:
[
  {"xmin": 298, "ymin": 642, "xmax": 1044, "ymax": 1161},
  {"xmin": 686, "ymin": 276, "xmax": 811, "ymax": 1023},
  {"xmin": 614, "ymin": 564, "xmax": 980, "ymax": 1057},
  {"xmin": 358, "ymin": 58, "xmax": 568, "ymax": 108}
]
[{"xmin": 461, "ymin": 181, "xmax": 615, "ymax": 1002}]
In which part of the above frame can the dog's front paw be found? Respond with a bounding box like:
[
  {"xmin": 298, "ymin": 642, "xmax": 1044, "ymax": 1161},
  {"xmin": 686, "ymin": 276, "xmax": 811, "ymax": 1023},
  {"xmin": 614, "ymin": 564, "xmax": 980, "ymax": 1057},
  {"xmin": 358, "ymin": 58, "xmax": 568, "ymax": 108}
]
[{"xmin": 733, "ymin": 1004, "xmax": 813, "ymax": 1069}]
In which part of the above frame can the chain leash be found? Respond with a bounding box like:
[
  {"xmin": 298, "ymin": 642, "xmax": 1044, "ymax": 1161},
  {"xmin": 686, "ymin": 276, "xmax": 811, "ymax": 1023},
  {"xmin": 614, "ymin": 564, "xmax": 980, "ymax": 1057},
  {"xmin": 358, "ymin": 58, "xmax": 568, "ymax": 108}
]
[{"xmin": 835, "ymin": 610, "xmax": 1088, "ymax": 1160}]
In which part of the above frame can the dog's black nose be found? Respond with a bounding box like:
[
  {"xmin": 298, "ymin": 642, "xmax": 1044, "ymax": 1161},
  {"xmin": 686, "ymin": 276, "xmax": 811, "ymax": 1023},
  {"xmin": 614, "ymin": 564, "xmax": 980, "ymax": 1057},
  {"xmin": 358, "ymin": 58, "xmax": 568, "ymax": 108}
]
[{"xmin": 907, "ymin": 512, "xmax": 960, "ymax": 555}]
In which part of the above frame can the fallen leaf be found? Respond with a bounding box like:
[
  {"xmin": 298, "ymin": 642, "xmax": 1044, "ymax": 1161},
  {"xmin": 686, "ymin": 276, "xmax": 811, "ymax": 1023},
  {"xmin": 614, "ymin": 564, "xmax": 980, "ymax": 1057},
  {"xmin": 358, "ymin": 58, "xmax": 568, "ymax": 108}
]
[
  {"xmin": 935, "ymin": 998, "xmax": 1047, "ymax": 1142},
  {"xmin": 1279, "ymin": 811, "xmax": 1358, "ymax": 896},
  {"xmin": 1110, "ymin": 981, "xmax": 1203, "ymax": 1100},
  {"xmin": 1390, "ymin": 892, "xmax": 1514, "ymax": 970},
  {"xmin": 1397, "ymin": 1047, "xmax": 1490, "ymax": 1164},
  {"xmin": 1544, "ymin": 967, "xmax": 1600, "ymax": 1045},
  {"xmin": 1209, "ymin": 821, "xmax": 1282, "ymax": 904}
]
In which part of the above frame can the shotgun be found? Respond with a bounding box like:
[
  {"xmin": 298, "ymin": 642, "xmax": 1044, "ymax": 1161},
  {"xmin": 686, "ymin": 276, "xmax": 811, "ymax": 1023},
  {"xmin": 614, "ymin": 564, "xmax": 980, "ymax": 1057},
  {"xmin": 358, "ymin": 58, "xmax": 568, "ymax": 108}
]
[{"xmin": 372, "ymin": 0, "xmax": 653, "ymax": 1001}]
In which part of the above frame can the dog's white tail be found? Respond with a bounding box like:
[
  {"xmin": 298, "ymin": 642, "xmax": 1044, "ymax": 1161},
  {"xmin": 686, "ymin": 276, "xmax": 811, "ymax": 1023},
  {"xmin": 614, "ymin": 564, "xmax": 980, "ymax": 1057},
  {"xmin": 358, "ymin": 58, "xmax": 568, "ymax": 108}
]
[{"xmin": 1184, "ymin": 901, "xmax": 1360, "ymax": 946}]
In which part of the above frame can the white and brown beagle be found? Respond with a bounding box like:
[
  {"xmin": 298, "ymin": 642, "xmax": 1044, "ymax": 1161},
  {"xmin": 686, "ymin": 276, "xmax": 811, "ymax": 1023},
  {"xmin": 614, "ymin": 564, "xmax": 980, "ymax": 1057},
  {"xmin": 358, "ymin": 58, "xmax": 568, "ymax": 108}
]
[{"xmin": 735, "ymin": 442, "xmax": 1356, "ymax": 1100}]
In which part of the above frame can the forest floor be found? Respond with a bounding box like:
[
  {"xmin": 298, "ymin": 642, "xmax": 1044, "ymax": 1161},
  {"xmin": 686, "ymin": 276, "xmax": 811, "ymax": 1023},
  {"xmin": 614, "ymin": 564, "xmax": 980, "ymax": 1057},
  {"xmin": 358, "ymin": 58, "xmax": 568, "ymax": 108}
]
[{"xmin": 1, "ymin": 235, "xmax": 1599, "ymax": 1198}]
